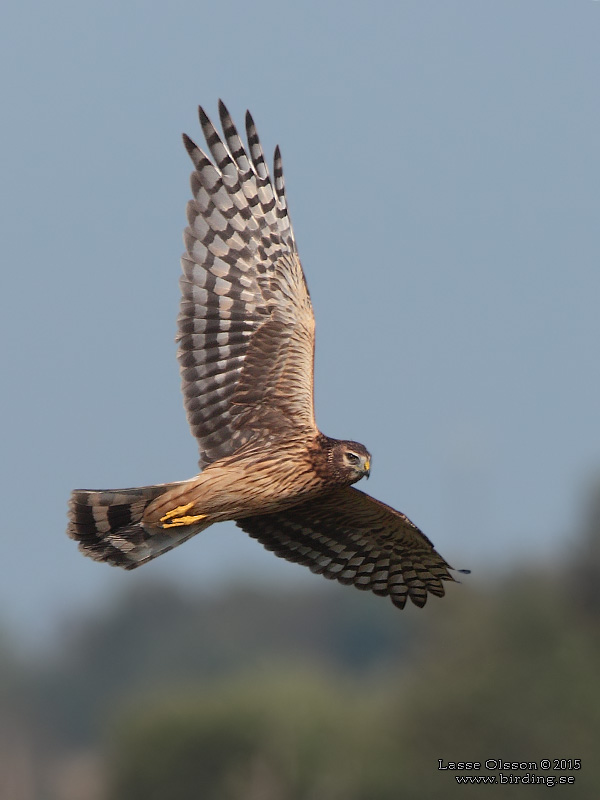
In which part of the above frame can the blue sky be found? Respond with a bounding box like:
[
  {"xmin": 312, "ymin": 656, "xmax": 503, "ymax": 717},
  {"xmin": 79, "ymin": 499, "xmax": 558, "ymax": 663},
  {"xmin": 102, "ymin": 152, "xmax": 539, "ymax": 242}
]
[{"xmin": 2, "ymin": 0, "xmax": 599, "ymax": 644}]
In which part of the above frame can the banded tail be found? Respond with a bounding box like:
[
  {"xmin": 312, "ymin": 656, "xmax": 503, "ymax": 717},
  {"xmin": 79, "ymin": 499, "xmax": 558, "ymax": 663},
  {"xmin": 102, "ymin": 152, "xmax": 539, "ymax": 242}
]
[{"xmin": 67, "ymin": 483, "xmax": 210, "ymax": 569}]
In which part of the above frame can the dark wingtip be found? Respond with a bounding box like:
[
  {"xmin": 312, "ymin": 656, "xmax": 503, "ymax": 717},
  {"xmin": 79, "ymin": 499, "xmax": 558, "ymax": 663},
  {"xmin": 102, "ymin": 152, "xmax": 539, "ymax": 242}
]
[
  {"xmin": 452, "ymin": 567, "xmax": 472, "ymax": 585},
  {"xmin": 182, "ymin": 132, "xmax": 197, "ymax": 158},
  {"xmin": 198, "ymin": 105, "xmax": 210, "ymax": 126}
]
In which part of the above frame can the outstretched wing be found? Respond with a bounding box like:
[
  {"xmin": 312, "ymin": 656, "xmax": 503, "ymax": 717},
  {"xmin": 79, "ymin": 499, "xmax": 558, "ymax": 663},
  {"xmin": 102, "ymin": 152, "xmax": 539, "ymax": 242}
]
[
  {"xmin": 179, "ymin": 102, "xmax": 316, "ymax": 468},
  {"xmin": 237, "ymin": 487, "xmax": 464, "ymax": 609}
]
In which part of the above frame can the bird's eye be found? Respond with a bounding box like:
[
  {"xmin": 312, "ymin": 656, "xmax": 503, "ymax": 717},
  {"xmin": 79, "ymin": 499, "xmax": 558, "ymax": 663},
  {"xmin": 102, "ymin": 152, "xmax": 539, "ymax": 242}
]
[{"xmin": 346, "ymin": 452, "xmax": 360, "ymax": 464}]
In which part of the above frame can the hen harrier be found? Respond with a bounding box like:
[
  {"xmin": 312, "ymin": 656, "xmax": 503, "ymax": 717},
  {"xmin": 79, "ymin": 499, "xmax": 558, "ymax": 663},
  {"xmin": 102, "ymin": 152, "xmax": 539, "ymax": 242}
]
[{"xmin": 68, "ymin": 102, "xmax": 467, "ymax": 609}]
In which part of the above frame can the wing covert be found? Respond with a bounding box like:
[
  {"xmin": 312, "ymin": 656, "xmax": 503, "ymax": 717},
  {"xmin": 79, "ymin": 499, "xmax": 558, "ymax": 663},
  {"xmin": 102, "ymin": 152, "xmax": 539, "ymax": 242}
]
[
  {"xmin": 237, "ymin": 487, "xmax": 462, "ymax": 609},
  {"xmin": 179, "ymin": 102, "xmax": 316, "ymax": 468}
]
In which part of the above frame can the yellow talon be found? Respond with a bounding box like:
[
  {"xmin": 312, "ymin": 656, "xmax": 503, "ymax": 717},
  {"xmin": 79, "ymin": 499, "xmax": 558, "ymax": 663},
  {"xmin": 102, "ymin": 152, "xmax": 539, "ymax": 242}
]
[
  {"xmin": 160, "ymin": 503, "xmax": 207, "ymax": 528},
  {"xmin": 160, "ymin": 502, "xmax": 194, "ymax": 522},
  {"xmin": 162, "ymin": 514, "xmax": 207, "ymax": 528}
]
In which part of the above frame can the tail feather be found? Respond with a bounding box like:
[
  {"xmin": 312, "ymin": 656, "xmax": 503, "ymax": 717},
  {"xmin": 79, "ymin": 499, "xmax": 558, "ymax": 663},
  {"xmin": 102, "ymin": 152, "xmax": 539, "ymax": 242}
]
[{"xmin": 67, "ymin": 483, "xmax": 209, "ymax": 569}]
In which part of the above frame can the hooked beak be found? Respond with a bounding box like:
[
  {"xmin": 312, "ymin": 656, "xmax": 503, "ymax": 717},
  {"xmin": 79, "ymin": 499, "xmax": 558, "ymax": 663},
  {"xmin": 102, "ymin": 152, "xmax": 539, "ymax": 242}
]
[{"xmin": 363, "ymin": 458, "xmax": 371, "ymax": 479}]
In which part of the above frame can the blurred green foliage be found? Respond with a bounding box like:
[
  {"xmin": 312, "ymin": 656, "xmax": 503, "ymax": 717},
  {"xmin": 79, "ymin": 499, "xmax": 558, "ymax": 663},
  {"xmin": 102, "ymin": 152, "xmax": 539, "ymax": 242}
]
[
  {"xmin": 102, "ymin": 572, "xmax": 599, "ymax": 799},
  {"xmin": 108, "ymin": 671, "xmax": 387, "ymax": 800}
]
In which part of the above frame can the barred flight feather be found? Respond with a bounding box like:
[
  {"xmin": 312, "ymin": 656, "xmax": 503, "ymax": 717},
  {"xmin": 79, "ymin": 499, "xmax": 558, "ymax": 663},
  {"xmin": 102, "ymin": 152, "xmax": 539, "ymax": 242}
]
[
  {"xmin": 237, "ymin": 487, "xmax": 455, "ymax": 609},
  {"xmin": 179, "ymin": 101, "xmax": 315, "ymax": 469},
  {"xmin": 67, "ymin": 483, "xmax": 209, "ymax": 568}
]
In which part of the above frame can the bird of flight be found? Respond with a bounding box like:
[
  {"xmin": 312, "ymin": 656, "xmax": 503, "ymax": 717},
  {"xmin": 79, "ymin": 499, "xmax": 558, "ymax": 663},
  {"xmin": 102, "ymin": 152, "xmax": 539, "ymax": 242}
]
[{"xmin": 68, "ymin": 102, "xmax": 467, "ymax": 609}]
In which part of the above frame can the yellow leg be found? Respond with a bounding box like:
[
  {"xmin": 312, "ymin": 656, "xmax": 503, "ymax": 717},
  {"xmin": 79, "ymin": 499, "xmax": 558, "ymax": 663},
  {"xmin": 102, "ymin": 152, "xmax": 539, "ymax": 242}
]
[{"xmin": 160, "ymin": 502, "xmax": 208, "ymax": 528}]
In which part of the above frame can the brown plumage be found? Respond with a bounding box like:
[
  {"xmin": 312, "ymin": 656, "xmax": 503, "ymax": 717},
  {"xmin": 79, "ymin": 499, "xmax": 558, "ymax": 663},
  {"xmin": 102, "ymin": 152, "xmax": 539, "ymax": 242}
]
[{"xmin": 67, "ymin": 102, "xmax": 467, "ymax": 609}]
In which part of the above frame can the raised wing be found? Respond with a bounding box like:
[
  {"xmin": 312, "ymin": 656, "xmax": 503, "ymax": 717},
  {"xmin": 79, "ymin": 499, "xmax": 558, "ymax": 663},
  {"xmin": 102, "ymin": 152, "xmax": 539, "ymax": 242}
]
[
  {"xmin": 179, "ymin": 102, "xmax": 316, "ymax": 468},
  {"xmin": 237, "ymin": 487, "xmax": 465, "ymax": 609}
]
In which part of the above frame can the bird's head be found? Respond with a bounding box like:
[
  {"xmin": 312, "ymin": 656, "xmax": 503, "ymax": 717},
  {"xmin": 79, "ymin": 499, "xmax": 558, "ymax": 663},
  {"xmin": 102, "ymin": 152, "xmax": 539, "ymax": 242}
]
[{"xmin": 329, "ymin": 439, "xmax": 372, "ymax": 484}]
